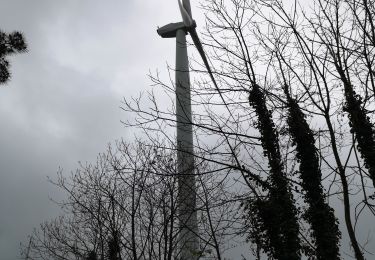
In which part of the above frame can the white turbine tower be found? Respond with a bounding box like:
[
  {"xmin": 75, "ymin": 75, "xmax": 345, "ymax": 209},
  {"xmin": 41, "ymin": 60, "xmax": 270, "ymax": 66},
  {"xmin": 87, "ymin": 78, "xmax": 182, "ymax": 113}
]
[
  {"xmin": 158, "ymin": 1, "xmax": 197, "ymax": 259},
  {"xmin": 158, "ymin": 1, "xmax": 219, "ymax": 259}
]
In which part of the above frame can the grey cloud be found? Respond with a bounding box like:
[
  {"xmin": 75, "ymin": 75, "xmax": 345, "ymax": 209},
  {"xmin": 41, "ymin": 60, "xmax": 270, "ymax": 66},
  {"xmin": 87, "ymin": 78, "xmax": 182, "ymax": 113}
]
[
  {"xmin": 0, "ymin": 1, "xmax": 179, "ymax": 259},
  {"xmin": 0, "ymin": 0, "xmax": 230, "ymax": 259}
]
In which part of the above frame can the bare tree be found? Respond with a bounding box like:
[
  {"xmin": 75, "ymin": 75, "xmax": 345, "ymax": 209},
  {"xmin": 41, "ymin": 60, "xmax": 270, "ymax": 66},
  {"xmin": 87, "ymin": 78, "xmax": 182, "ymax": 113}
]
[{"xmin": 22, "ymin": 140, "xmax": 237, "ymax": 260}]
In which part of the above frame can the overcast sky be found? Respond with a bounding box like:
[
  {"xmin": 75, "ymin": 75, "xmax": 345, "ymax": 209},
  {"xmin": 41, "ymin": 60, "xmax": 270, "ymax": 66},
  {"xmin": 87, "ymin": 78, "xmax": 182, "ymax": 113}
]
[
  {"xmin": 0, "ymin": 1, "xmax": 192, "ymax": 259},
  {"xmin": 1, "ymin": 1, "xmax": 375, "ymax": 260}
]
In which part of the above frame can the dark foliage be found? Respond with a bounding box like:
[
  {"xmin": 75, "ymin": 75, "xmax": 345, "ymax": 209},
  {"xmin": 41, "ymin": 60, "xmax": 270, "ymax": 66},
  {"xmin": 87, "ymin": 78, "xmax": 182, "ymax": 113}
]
[
  {"xmin": 342, "ymin": 83, "xmax": 375, "ymax": 188},
  {"xmin": 286, "ymin": 92, "xmax": 341, "ymax": 260},
  {"xmin": 0, "ymin": 30, "xmax": 27, "ymax": 84},
  {"xmin": 245, "ymin": 84, "xmax": 301, "ymax": 260},
  {"xmin": 108, "ymin": 232, "xmax": 121, "ymax": 260},
  {"xmin": 85, "ymin": 251, "xmax": 98, "ymax": 260}
]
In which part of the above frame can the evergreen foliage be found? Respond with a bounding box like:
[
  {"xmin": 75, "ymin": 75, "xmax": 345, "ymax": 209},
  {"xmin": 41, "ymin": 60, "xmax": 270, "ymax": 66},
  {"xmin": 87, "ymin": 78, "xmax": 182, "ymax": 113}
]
[{"xmin": 0, "ymin": 30, "xmax": 27, "ymax": 84}]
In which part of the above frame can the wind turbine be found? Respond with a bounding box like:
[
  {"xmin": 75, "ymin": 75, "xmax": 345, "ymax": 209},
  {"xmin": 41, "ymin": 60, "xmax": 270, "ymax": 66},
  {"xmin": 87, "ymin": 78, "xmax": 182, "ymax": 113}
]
[{"xmin": 157, "ymin": 1, "xmax": 217, "ymax": 259}]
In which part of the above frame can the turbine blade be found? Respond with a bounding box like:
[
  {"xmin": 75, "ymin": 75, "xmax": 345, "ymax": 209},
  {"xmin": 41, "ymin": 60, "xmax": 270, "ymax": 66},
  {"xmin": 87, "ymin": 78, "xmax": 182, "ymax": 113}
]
[
  {"xmin": 182, "ymin": 0, "xmax": 192, "ymax": 17},
  {"xmin": 189, "ymin": 27, "xmax": 240, "ymax": 128},
  {"xmin": 189, "ymin": 28, "xmax": 219, "ymax": 91},
  {"xmin": 178, "ymin": 0, "xmax": 194, "ymax": 27}
]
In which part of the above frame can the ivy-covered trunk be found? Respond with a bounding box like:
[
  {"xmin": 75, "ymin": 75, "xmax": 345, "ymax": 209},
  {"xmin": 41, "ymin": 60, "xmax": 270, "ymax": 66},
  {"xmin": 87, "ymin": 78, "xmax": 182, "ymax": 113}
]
[
  {"xmin": 285, "ymin": 91, "xmax": 341, "ymax": 260},
  {"xmin": 342, "ymin": 79, "xmax": 375, "ymax": 189},
  {"xmin": 245, "ymin": 84, "xmax": 301, "ymax": 260}
]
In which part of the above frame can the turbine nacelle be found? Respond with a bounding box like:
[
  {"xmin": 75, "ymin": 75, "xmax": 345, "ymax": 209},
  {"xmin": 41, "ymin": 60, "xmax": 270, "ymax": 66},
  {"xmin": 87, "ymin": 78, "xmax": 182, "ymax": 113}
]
[
  {"xmin": 157, "ymin": 21, "xmax": 196, "ymax": 38},
  {"xmin": 157, "ymin": 0, "xmax": 196, "ymax": 38}
]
